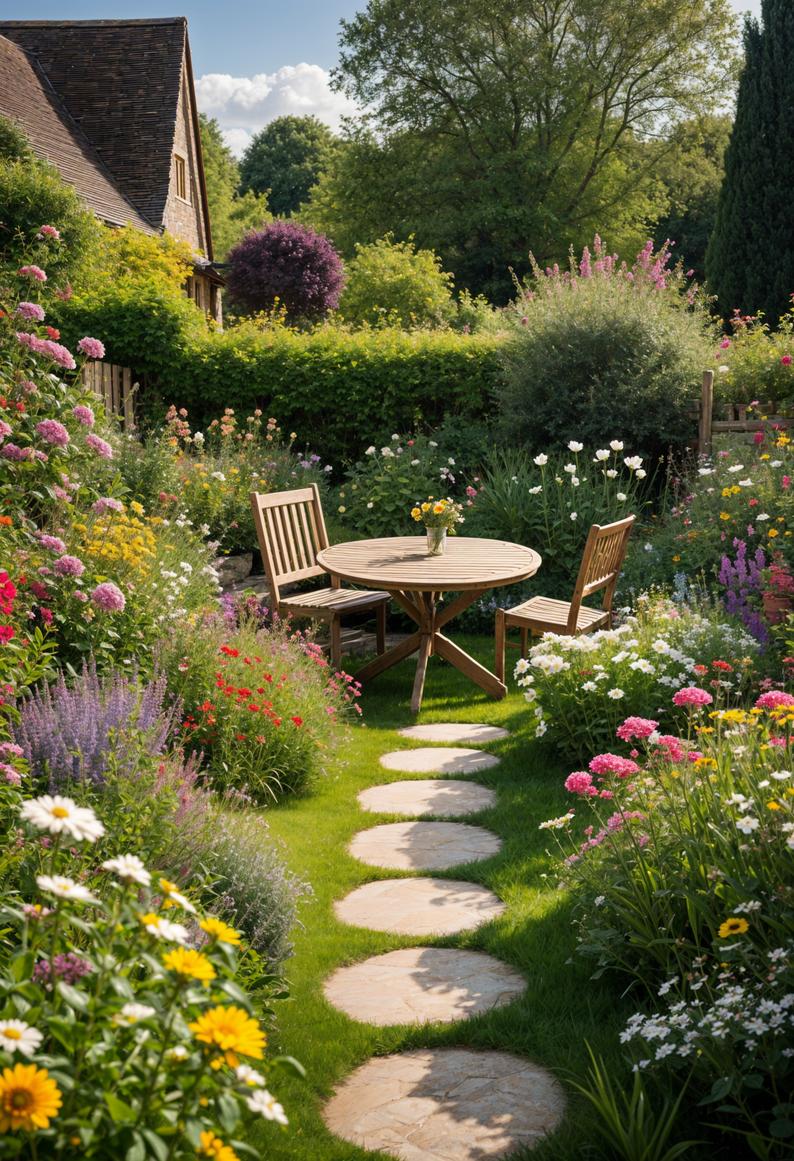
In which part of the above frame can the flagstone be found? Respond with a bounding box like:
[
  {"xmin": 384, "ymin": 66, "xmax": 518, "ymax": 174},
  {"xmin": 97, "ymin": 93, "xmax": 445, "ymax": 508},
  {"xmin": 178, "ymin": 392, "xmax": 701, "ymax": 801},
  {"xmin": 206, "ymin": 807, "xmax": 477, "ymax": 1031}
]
[
  {"xmin": 348, "ymin": 821, "xmax": 501, "ymax": 870},
  {"xmin": 334, "ymin": 877, "xmax": 505, "ymax": 936},
  {"xmin": 358, "ymin": 779, "xmax": 496, "ymax": 818},
  {"xmin": 379, "ymin": 747, "xmax": 500, "ymax": 775},
  {"xmin": 398, "ymin": 723, "xmax": 509, "ymax": 744}
]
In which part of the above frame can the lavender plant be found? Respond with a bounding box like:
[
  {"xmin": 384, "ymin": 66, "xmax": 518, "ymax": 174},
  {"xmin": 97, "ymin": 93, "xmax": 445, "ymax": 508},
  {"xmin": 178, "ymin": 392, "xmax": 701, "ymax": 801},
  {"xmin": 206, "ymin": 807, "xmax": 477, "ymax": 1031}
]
[{"xmin": 718, "ymin": 538, "xmax": 768, "ymax": 644}]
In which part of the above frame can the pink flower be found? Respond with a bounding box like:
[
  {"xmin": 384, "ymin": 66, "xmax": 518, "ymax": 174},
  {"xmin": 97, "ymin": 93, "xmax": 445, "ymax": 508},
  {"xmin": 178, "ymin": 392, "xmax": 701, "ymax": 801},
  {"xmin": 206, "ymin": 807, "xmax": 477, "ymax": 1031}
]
[
  {"xmin": 73, "ymin": 590, "xmax": 88, "ymax": 603},
  {"xmin": 36, "ymin": 534, "xmax": 66, "ymax": 553},
  {"xmin": 589, "ymin": 753, "xmax": 640, "ymax": 778},
  {"xmin": 653, "ymin": 735, "xmax": 686, "ymax": 762},
  {"xmin": 783, "ymin": 476, "xmax": 791, "ymax": 490},
  {"xmin": 85, "ymin": 433, "xmax": 113, "ymax": 460},
  {"xmin": 91, "ymin": 582, "xmax": 125, "ymax": 612},
  {"xmin": 15, "ymin": 302, "xmax": 45, "ymax": 322},
  {"xmin": 52, "ymin": 485, "xmax": 71, "ymax": 502},
  {"xmin": 77, "ymin": 336, "xmax": 105, "ymax": 360},
  {"xmin": 672, "ymin": 686, "xmax": 713, "ymax": 708},
  {"xmin": 16, "ymin": 331, "xmax": 75, "ymax": 369},
  {"xmin": 53, "ymin": 555, "xmax": 85, "ymax": 577},
  {"xmin": 720, "ymin": 338, "xmax": 731, "ymax": 349},
  {"xmin": 18, "ymin": 265, "xmax": 46, "ymax": 282},
  {"xmin": 782, "ymin": 355, "xmax": 792, "ymax": 366},
  {"xmin": 35, "ymin": 419, "xmax": 70, "ymax": 448},
  {"xmin": 92, "ymin": 497, "xmax": 123, "ymax": 514},
  {"xmin": 72, "ymin": 405, "xmax": 95, "ymax": 427},
  {"xmin": 0, "ymin": 420, "xmax": 11, "ymax": 442},
  {"xmin": 1, "ymin": 443, "xmax": 33, "ymax": 462},
  {"xmin": 1, "ymin": 764, "xmax": 21, "ymax": 786},
  {"xmin": 37, "ymin": 225, "xmax": 60, "ymax": 240},
  {"xmin": 755, "ymin": 690, "xmax": 794, "ymax": 710},
  {"xmin": 616, "ymin": 716, "xmax": 659, "ymax": 742},
  {"xmin": 564, "ymin": 771, "xmax": 597, "ymax": 796}
]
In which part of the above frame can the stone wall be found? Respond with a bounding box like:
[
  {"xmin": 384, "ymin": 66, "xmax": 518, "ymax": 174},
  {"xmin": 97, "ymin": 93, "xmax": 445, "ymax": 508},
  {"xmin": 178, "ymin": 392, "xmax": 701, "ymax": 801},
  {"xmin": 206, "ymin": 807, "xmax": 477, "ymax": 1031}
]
[{"xmin": 162, "ymin": 63, "xmax": 208, "ymax": 256}]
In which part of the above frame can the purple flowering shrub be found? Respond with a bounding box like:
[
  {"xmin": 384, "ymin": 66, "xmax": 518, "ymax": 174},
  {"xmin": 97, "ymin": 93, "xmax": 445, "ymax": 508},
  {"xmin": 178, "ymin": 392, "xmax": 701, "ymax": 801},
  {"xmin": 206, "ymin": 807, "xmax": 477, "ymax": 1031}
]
[
  {"xmin": 226, "ymin": 221, "xmax": 344, "ymax": 320},
  {"xmin": 718, "ymin": 538, "xmax": 768, "ymax": 644}
]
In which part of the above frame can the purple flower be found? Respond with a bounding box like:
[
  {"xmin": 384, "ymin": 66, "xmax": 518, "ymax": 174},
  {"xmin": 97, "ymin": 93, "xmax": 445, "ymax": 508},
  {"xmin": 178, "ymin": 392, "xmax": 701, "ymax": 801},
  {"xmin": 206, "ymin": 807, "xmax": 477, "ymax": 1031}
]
[
  {"xmin": 15, "ymin": 302, "xmax": 45, "ymax": 322},
  {"xmin": 0, "ymin": 742, "xmax": 23, "ymax": 759},
  {"xmin": 92, "ymin": 497, "xmax": 123, "ymax": 514},
  {"xmin": 91, "ymin": 582, "xmax": 125, "ymax": 612},
  {"xmin": 2, "ymin": 443, "xmax": 34, "ymax": 461},
  {"xmin": 35, "ymin": 419, "xmax": 70, "ymax": 448},
  {"xmin": 37, "ymin": 534, "xmax": 67, "ymax": 554},
  {"xmin": 18, "ymin": 265, "xmax": 46, "ymax": 282},
  {"xmin": 33, "ymin": 953, "xmax": 92, "ymax": 987},
  {"xmin": 77, "ymin": 336, "xmax": 105, "ymax": 360},
  {"xmin": 85, "ymin": 433, "xmax": 113, "ymax": 460},
  {"xmin": 72, "ymin": 405, "xmax": 95, "ymax": 428},
  {"xmin": 53, "ymin": 555, "xmax": 85, "ymax": 577}
]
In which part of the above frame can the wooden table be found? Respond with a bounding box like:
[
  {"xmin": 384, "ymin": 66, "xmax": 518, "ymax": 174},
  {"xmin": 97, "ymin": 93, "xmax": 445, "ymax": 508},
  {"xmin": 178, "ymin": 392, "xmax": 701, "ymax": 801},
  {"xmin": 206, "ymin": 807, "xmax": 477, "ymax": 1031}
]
[{"xmin": 316, "ymin": 536, "xmax": 542, "ymax": 713}]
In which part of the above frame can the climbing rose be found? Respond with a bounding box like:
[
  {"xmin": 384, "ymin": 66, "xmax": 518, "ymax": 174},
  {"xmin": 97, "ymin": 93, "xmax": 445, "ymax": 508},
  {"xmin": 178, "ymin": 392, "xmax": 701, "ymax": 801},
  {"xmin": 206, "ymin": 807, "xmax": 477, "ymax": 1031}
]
[
  {"xmin": 35, "ymin": 420, "xmax": 70, "ymax": 448},
  {"xmin": 672, "ymin": 687, "xmax": 713, "ymax": 708},
  {"xmin": 85, "ymin": 433, "xmax": 113, "ymax": 460},
  {"xmin": 77, "ymin": 336, "xmax": 105, "ymax": 360},
  {"xmin": 18, "ymin": 265, "xmax": 46, "ymax": 281},
  {"xmin": 15, "ymin": 302, "xmax": 45, "ymax": 322},
  {"xmin": 91, "ymin": 582, "xmax": 125, "ymax": 612}
]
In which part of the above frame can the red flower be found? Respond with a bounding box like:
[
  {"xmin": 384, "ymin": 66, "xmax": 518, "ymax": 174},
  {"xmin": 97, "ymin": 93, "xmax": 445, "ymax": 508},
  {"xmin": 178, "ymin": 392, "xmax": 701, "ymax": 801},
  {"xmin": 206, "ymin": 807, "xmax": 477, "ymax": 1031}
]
[
  {"xmin": 693, "ymin": 664, "xmax": 709, "ymax": 676},
  {"xmin": 198, "ymin": 700, "xmax": 215, "ymax": 713},
  {"xmin": 45, "ymin": 326, "xmax": 60, "ymax": 340},
  {"xmin": 712, "ymin": 660, "xmax": 733, "ymax": 672},
  {"xmin": 0, "ymin": 625, "xmax": 14, "ymax": 642},
  {"xmin": 219, "ymin": 645, "xmax": 239, "ymax": 657},
  {"xmin": 291, "ymin": 716, "xmax": 303, "ymax": 727}
]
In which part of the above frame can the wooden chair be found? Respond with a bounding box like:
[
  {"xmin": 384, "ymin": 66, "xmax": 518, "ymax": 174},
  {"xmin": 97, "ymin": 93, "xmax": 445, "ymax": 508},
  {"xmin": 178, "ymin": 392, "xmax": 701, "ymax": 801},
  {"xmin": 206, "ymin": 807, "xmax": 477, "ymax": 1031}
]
[
  {"xmin": 495, "ymin": 515, "xmax": 635, "ymax": 682},
  {"xmin": 250, "ymin": 484, "xmax": 389, "ymax": 668}
]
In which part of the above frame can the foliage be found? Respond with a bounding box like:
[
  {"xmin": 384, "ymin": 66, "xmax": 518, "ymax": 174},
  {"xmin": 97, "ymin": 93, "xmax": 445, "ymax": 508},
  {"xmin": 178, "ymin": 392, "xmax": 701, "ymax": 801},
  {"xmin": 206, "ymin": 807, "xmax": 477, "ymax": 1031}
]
[
  {"xmin": 540, "ymin": 690, "xmax": 794, "ymax": 1154},
  {"xmin": 240, "ymin": 115, "xmax": 336, "ymax": 217},
  {"xmin": 199, "ymin": 114, "xmax": 270, "ymax": 259},
  {"xmin": 338, "ymin": 235, "xmax": 455, "ymax": 328},
  {"xmin": 711, "ymin": 307, "xmax": 794, "ymax": 404},
  {"xmin": 496, "ymin": 237, "xmax": 716, "ymax": 461},
  {"xmin": 707, "ymin": 0, "xmax": 794, "ymax": 324},
  {"xmin": 226, "ymin": 222, "xmax": 344, "ymax": 321},
  {"xmin": 331, "ymin": 0, "xmax": 738, "ymax": 298},
  {"xmin": 0, "ymin": 116, "xmax": 101, "ymax": 292},
  {"xmin": 0, "ymin": 795, "xmax": 292, "ymax": 1158},
  {"xmin": 516, "ymin": 594, "xmax": 760, "ymax": 761}
]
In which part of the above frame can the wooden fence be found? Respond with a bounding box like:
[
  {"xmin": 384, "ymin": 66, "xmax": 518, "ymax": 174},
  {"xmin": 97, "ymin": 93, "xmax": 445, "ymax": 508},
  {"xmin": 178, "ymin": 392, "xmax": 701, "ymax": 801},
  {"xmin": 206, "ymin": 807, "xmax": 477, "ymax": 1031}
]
[
  {"xmin": 81, "ymin": 361, "xmax": 137, "ymax": 427},
  {"xmin": 695, "ymin": 369, "xmax": 792, "ymax": 454}
]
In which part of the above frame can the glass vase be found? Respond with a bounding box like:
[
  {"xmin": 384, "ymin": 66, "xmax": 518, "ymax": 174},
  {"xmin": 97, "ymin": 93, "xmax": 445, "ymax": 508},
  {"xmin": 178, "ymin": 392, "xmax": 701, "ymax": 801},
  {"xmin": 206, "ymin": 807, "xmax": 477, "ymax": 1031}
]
[{"xmin": 426, "ymin": 527, "xmax": 447, "ymax": 556}]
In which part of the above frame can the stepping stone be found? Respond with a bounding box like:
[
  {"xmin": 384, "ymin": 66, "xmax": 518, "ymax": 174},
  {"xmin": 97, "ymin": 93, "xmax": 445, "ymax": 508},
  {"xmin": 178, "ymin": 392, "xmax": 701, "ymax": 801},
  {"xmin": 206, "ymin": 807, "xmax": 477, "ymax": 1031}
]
[
  {"xmin": 335, "ymin": 877, "xmax": 505, "ymax": 936},
  {"xmin": 349, "ymin": 821, "xmax": 501, "ymax": 871},
  {"xmin": 324, "ymin": 947, "xmax": 525, "ymax": 1026},
  {"xmin": 399, "ymin": 722, "xmax": 509, "ymax": 745},
  {"xmin": 358, "ymin": 779, "xmax": 496, "ymax": 818},
  {"xmin": 380, "ymin": 747, "xmax": 499, "ymax": 775},
  {"xmin": 324, "ymin": 1047, "xmax": 565, "ymax": 1160}
]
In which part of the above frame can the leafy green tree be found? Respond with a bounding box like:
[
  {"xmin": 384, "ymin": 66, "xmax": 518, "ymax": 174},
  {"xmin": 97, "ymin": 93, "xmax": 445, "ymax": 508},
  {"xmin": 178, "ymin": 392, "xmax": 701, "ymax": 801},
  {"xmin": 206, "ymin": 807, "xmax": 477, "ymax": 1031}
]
[
  {"xmin": 239, "ymin": 115, "xmax": 336, "ymax": 216},
  {"xmin": 706, "ymin": 0, "xmax": 794, "ymax": 323},
  {"xmin": 339, "ymin": 234, "xmax": 454, "ymax": 327},
  {"xmin": 330, "ymin": 0, "xmax": 738, "ymax": 300},
  {"xmin": 199, "ymin": 114, "xmax": 270, "ymax": 259},
  {"xmin": 653, "ymin": 116, "xmax": 732, "ymax": 280}
]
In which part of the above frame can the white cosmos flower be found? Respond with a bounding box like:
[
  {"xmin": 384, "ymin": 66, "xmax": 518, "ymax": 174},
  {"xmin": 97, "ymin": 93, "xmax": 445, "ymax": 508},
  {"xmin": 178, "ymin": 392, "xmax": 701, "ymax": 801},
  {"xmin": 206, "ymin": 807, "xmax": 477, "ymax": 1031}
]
[
  {"xmin": 564, "ymin": 463, "xmax": 576, "ymax": 474},
  {"xmin": 236, "ymin": 1064, "xmax": 267, "ymax": 1087},
  {"xmin": 36, "ymin": 875, "xmax": 97, "ymax": 904},
  {"xmin": 582, "ymin": 681, "xmax": 597, "ymax": 692},
  {"xmin": 533, "ymin": 453, "xmax": 548, "ymax": 466},
  {"xmin": 624, "ymin": 456, "xmax": 643, "ymax": 471},
  {"xmin": 756, "ymin": 513, "xmax": 770, "ymax": 521},
  {"xmin": 594, "ymin": 449, "xmax": 610, "ymax": 461},
  {"xmin": 738, "ymin": 479, "xmax": 753, "ymax": 487},
  {"xmin": 0, "ymin": 1020, "xmax": 43, "ymax": 1056},
  {"xmin": 727, "ymin": 464, "xmax": 744, "ymax": 473},
  {"xmin": 636, "ymin": 469, "xmax": 647, "ymax": 479},
  {"xmin": 568, "ymin": 440, "xmax": 583, "ymax": 452},
  {"xmin": 616, "ymin": 492, "xmax": 627, "ymax": 501},
  {"xmin": 139, "ymin": 914, "xmax": 189, "ymax": 943},
  {"xmin": 391, "ymin": 433, "xmax": 400, "ymax": 441},
  {"xmin": 167, "ymin": 1045, "xmax": 189, "ymax": 1061},
  {"xmin": 771, "ymin": 770, "xmax": 792, "ymax": 781},
  {"xmin": 246, "ymin": 1088, "xmax": 288, "ymax": 1124},
  {"xmin": 380, "ymin": 446, "xmax": 394, "ymax": 457},
  {"xmin": 528, "ymin": 485, "xmax": 542, "ymax": 494},
  {"xmin": 102, "ymin": 854, "xmax": 151, "ymax": 886},
  {"xmin": 365, "ymin": 446, "xmax": 376, "ymax": 456},
  {"xmin": 607, "ymin": 688, "xmax": 625, "ymax": 699},
  {"xmin": 570, "ymin": 511, "xmax": 577, "ymax": 520},
  {"xmin": 606, "ymin": 469, "xmax": 618, "ymax": 479},
  {"xmin": 114, "ymin": 1003, "xmax": 156, "ymax": 1025},
  {"xmin": 735, "ymin": 816, "xmax": 760, "ymax": 835},
  {"xmin": 610, "ymin": 440, "xmax": 624, "ymax": 451},
  {"xmin": 571, "ymin": 476, "xmax": 580, "ymax": 486},
  {"xmin": 20, "ymin": 796, "xmax": 104, "ymax": 843}
]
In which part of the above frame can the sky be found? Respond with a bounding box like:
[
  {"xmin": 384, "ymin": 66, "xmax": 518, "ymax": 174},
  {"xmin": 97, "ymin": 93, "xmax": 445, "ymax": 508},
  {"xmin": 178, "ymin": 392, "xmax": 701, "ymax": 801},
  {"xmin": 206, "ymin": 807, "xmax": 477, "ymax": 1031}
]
[{"xmin": 0, "ymin": 0, "xmax": 765, "ymax": 155}]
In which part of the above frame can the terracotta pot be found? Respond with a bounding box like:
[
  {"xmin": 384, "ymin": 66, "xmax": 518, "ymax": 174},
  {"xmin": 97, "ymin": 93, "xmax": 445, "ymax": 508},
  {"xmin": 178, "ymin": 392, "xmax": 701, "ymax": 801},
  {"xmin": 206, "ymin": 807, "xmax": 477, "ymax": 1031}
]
[{"xmin": 762, "ymin": 590, "xmax": 793, "ymax": 625}]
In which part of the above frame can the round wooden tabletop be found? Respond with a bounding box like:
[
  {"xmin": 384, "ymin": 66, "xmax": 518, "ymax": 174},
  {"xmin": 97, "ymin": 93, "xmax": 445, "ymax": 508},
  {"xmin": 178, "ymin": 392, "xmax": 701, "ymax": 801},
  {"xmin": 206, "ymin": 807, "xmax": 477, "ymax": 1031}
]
[{"xmin": 317, "ymin": 537, "xmax": 542, "ymax": 593}]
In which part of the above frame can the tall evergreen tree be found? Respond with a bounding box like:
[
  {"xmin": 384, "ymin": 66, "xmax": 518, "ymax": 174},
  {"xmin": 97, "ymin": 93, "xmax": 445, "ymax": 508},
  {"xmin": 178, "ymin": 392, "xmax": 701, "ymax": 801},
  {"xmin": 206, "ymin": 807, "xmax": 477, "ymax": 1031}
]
[{"xmin": 706, "ymin": 0, "xmax": 794, "ymax": 323}]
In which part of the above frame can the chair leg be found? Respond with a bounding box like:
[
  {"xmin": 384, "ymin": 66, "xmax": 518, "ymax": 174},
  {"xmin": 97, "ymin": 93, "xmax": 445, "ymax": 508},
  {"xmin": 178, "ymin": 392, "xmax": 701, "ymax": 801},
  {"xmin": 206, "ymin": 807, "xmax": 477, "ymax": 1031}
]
[
  {"xmin": 519, "ymin": 627, "xmax": 529, "ymax": 657},
  {"xmin": 330, "ymin": 617, "xmax": 342, "ymax": 670},
  {"xmin": 495, "ymin": 609, "xmax": 506, "ymax": 683},
  {"xmin": 375, "ymin": 603, "xmax": 386, "ymax": 655}
]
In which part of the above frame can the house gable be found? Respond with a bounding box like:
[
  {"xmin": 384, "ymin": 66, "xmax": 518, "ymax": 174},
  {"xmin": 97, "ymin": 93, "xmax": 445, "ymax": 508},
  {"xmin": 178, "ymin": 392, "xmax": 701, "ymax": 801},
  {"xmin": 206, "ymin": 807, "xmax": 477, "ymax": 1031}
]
[{"xmin": 162, "ymin": 41, "xmax": 212, "ymax": 257}]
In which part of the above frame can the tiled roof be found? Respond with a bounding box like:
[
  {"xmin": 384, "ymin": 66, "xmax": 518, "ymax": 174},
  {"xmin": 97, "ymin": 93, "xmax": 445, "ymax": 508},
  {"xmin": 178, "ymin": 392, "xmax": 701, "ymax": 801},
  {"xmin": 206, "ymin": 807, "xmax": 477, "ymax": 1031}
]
[
  {"xmin": 0, "ymin": 17, "xmax": 187, "ymax": 231},
  {"xmin": 0, "ymin": 33, "xmax": 154, "ymax": 232}
]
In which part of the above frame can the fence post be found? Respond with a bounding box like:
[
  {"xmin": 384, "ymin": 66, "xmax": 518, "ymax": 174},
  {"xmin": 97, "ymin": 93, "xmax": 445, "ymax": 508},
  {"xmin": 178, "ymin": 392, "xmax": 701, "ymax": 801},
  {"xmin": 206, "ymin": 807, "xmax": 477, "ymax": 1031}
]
[{"xmin": 698, "ymin": 369, "xmax": 714, "ymax": 456}]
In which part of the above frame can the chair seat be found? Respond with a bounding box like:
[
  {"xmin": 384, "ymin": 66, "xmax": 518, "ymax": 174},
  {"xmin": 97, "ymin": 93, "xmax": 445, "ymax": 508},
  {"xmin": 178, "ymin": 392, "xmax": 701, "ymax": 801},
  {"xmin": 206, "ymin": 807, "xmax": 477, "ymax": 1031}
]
[
  {"xmin": 280, "ymin": 587, "xmax": 390, "ymax": 617},
  {"xmin": 504, "ymin": 595, "xmax": 609, "ymax": 635}
]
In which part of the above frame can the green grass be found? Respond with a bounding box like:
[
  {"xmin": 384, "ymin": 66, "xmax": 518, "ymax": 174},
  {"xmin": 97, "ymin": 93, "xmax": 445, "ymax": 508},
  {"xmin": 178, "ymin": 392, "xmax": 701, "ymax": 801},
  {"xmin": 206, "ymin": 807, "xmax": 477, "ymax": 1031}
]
[{"xmin": 252, "ymin": 636, "xmax": 635, "ymax": 1159}]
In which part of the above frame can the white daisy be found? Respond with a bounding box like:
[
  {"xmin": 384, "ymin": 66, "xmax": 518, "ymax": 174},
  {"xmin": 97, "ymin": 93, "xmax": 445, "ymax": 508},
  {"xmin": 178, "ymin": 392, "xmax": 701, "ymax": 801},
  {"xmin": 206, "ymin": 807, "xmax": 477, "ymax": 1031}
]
[
  {"xmin": 533, "ymin": 453, "xmax": 548, "ymax": 466},
  {"xmin": 114, "ymin": 1003, "xmax": 156, "ymax": 1025},
  {"xmin": 102, "ymin": 855, "xmax": 151, "ymax": 886},
  {"xmin": 0, "ymin": 1020, "xmax": 43, "ymax": 1056},
  {"xmin": 594, "ymin": 449, "xmax": 610, "ymax": 461},
  {"xmin": 607, "ymin": 688, "xmax": 625, "ymax": 699},
  {"xmin": 139, "ymin": 914, "xmax": 189, "ymax": 943},
  {"xmin": 246, "ymin": 1088, "xmax": 288, "ymax": 1125},
  {"xmin": 36, "ymin": 875, "xmax": 97, "ymax": 904},
  {"xmin": 20, "ymin": 796, "xmax": 104, "ymax": 843},
  {"xmin": 236, "ymin": 1064, "xmax": 267, "ymax": 1087}
]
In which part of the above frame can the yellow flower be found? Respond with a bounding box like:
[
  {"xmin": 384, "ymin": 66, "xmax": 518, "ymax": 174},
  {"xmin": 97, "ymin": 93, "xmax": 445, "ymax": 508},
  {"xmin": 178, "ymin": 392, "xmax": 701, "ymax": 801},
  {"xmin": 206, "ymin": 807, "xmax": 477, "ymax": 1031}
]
[
  {"xmin": 768, "ymin": 528, "xmax": 779, "ymax": 538},
  {"xmin": 0, "ymin": 1064, "xmax": 62, "ymax": 1132},
  {"xmin": 718, "ymin": 917, "xmax": 749, "ymax": 938},
  {"xmin": 421, "ymin": 502, "xmax": 431, "ymax": 512},
  {"xmin": 200, "ymin": 917, "xmax": 242, "ymax": 947},
  {"xmin": 198, "ymin": 1130, "xmax": 239, "ymax": 1161},
  {"xmin": 766, "ymin": 800, "xmax": 782, "ymax": 811},
  {"xmin": 411, "ymin": 507, "xmax": 421, "ymax": 520},
  {"xmin": 130, "ymin": 501, "xmax": 145, "ymax": 516},
  {"xmin": 189, "ymin": 1005, "xmax": 266, "ymax": 1067},
  {"xmin": 432, "ymin": 502, "xmax": 445, "ymax": 515},
  {"xmin": 162, "ymin": 948, "xmax": 216, "ymax": 983},
  {"xmin": 672, "ymin": 554, "xmax": 681, "ymax": 562},
  {"xmin": 719, "ymin": 512, "xmax": 730, "ymax": 521}
]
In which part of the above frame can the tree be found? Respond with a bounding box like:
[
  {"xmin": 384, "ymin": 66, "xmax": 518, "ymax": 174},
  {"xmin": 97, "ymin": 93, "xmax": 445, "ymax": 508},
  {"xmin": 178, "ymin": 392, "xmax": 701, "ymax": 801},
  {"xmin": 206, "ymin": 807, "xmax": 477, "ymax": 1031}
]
[
  {"xmin": 225, "ymin": 221, "xmax": 345, "ymax": 320},
  {"xmin": 653, "ymin": 116, "xmax": 732, "ymax": 281},
  {"xmin": 331, "ymin": 0, "xmax": 738, "ymax": 299},
  {"xmin": 339, "ymin": 235, "xmax": 455, "ymax": 327},
  {"xmin": 706, "ymin": 0, "xmax": 794, "ymax": 324},
  {"xmin": 199, "ymin": 115, "xmax": 270, "ymax": 259},
  {"xmin": 239, "ymin": 116, "xmax": 337, "ymax": 217}
]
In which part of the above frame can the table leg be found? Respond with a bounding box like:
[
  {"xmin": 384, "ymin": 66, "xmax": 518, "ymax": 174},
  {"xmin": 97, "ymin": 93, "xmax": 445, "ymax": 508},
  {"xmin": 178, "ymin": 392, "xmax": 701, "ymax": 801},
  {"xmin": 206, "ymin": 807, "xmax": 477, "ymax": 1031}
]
[
  {"xmin": 433, "ymin": 632, "xmax": 507, "ymax": 700},
  {"xmin": 355, "ymin": 629, "xmax": 422, "ymax": 683},
  {"xmin": 410, "ymin": 632, "xmax": 433, "ymax": 715}
]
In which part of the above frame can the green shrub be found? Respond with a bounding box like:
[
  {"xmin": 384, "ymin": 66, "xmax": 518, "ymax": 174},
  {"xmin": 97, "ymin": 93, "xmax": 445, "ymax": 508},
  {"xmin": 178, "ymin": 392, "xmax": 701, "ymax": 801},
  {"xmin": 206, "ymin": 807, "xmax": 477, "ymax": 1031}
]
[
  {"xmin": 338, "ymin": 235, "xmax": 455, "ymax": 328},
  {"xmin": 713, "ymin": 308, "xmax": 794, "ymax": 404},
  {"xmin": 497, "ymin": 238, "xmax": 716, "ymax": 460}
]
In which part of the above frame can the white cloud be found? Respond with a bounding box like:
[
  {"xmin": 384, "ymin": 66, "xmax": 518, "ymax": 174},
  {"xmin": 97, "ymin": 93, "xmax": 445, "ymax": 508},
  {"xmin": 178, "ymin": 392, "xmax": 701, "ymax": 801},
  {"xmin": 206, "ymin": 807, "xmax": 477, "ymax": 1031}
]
[{"xmin": 195, "ymin": 64, "xmax": 359, "ymax": 155}]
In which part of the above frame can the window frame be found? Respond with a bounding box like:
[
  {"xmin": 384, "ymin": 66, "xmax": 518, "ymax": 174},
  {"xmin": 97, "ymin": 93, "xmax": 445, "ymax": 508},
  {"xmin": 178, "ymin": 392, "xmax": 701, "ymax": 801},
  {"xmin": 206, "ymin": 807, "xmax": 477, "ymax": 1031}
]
[{"xmin": 173, "ymin": 153, "xmax": 190, "ymax": 203}]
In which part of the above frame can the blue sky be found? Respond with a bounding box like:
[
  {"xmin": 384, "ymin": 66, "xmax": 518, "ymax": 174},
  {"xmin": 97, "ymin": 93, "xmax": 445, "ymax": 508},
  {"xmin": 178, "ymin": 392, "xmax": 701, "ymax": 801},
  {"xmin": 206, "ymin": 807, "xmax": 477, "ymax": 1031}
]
[{"xmin": 3, "ymin": 0, "xmax": 764, "ymax": 153}]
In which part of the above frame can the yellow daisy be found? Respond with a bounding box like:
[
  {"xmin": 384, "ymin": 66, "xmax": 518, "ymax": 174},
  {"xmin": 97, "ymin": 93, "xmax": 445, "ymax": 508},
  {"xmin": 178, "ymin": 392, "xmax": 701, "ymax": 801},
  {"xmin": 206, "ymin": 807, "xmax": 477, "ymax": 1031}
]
[
  {"xmin": 200, "ymin": 917, "xmax": 242, "ymax": 947},
  {"xmin": 162, "ymin": 948, "xmax": 216, "ymax": 983},
  {"xmin": 0, "ymin": 1064, "xmax": 62, "ymax": 1132},
  {"xmin": 189, "ymin": 1005, "xmax": 266, "ymax": 1067},
  {"xmin": 718, "ymin": 917, "xmax": 749, "ymax": 938}
]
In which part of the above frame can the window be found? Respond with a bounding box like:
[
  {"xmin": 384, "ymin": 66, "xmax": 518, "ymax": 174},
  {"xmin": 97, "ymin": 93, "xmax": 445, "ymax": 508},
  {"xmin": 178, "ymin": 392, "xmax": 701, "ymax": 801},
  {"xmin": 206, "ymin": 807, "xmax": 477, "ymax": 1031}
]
[{"xmin": 174, "ymin": 153, "xmax": 189, "ymax": 201}]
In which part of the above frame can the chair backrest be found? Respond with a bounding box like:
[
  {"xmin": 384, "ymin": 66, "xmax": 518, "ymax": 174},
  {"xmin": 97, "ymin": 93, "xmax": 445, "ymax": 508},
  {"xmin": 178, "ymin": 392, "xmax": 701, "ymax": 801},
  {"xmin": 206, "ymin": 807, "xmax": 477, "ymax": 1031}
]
[
  {"xmin": 249, "ymin": 484, "xmax": 332, "ymax": 607},
  {"xmin": 566, "ymin": 515, "xmax": 636, "ymax": 633}
]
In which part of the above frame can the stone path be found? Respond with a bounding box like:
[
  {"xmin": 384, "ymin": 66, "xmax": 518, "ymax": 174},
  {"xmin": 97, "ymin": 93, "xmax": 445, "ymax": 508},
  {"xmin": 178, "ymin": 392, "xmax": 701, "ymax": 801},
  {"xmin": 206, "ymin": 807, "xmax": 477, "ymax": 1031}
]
[
  {"xmin": 349, "ymin": 821, "xmax": 502, "ymax": 870},
  {"xmin": 358, "ymin": 779, "xmax": 496, "ymax": 818},
  {"xmin": 323, "ymin": 948, "xmax": 525, "ymax": 1026},
  {"xmin": 324, "ymin": 1049, "xmax": 566, "ymax": 1161},
  {"xmin": 327, "ymin": 722, "xmax": 564, "ymax": 1158},
  {"xmin": 380, "ymin": 747, "xmax": 500, "ymax": 775}
]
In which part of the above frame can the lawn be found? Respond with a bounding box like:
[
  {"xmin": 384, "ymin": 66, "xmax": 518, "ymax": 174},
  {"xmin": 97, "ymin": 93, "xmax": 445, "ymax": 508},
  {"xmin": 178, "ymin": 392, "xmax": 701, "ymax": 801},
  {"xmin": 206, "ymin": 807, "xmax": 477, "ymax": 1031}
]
[{"xmin": 254, "ymin": 635, "xmax": 636, "ymax": 1160}]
